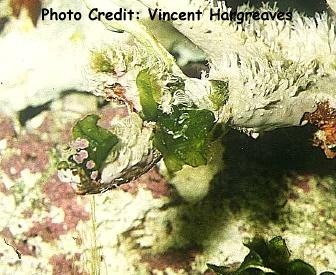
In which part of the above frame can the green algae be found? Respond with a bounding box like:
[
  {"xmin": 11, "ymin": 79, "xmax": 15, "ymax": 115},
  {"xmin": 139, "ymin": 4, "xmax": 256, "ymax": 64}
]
[
  {"xmin": 207, "ymin": 236, "xmax": 329, "ymax": 275},
  {"xmin": 136, "ymin": 70, "xmax": 216, "ymax": 172},
  {"xmin": 209, "ymin": 80, "xmax": 229, "ymax": 111},
  {"xmin": 154, "ymin": 107, "xmax": 216, "ymax": 172},
  {"xmin": 136, "ymin": 70, "xmax": 161, "ymax": 121},
  {"xmin": 72, "ymin": 114, "xmax": 118, "ymax": 170},
  {"xmin": 90, "ymin": 50, "xmax": 115, "ymax": 73}
]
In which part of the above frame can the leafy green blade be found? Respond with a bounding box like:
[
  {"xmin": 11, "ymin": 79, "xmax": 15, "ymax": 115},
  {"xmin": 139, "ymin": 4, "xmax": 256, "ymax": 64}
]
[
  {"xmin": 267, "ymin": 236, "xmax": 290, "ymax": 272},
  {"xmin": 286, "ymin": 259, "xmax": 316, "ymax": 275},
  {"xmin": 244, "ymin": 236, "xmax": 290, "ymax": 272},
  {"xmin": 244, "ymin": 237, "xmax": 269, "ymax": 262},
  {"xmin": 207, "ymin": 236, "xmax": 333, "ymax": 275},
  {"xmin": 136, "ymin": 70, "xmax": 161, "ymax": 121},
  {"xmin": 153, "ymin": 107, "xmax": 215, "ymax": 172},
  {"xmin": 72, "ymin": 114, "xmax": 118, "ymax": 169},
  {"xmin": 206, "ymin": 263, "xmax": 231, "ymax": 275},
  {"xmin": 209, "ymin": 79, "xmax": 229, "ymax": 110}
]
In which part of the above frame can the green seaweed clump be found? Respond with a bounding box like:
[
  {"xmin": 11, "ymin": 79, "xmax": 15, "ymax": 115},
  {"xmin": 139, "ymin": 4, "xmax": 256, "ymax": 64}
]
[
  {"xmin": 57, "ymin": 114, "xmax": 119, "ymax": 194},
  {"xmin": 72, "ymin": 114, "xmax": 118, "ymax": 170},
  {"xmin": 207, "ymin": 236, "xmax": 335, "ymax": 275},
  {"xmin": 136, "ymin": 70, "xmax": 216, "ymax": 172},
  {"xmin": 136, "ymin": 69, "xmax": 162, "ymax": 121},
  {"xmin": 91, "ymin": 51, "xmax": 114, "ymax": 73},
  {"xmin": 209, "ymin": 79, "xmax": 229, "ymax": 111},
  {"xmin": 154, "ymin": 107, "xmax": 215, "ymax": 172}
]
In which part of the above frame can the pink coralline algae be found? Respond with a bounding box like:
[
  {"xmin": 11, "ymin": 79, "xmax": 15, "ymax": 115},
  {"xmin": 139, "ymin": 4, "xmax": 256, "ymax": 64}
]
[
  {"xmin": 120, "ymin": 168, "xmax": 172, "ymax": 198},
  {"xmin": 34, "ymin": 175, "xmax": 90, "ymax": 239},
  {"xmin": 1, "ymin": 134, "xmax": 51, "ymax": 178},
  {"xmin": 26, "ymin": 218, "xmax": 67, "ymax": 242},
  {"xmin": 1, "ymin": 227, "xmax": 36, "ymax": 257},
  {"xmin": 97, "ymin": 105, "xmax": 128, "ymax": 129},
  {"xmin": 0, "ymin": 115, "xmax": 16, "ymax": 141},
  {"xmin": 49, "ymin": 253, "xmax": 86, "ymax": 275}
]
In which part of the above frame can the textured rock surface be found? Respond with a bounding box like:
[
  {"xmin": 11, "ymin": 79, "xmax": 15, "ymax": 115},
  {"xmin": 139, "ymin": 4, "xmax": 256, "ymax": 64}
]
[
  {"xmin": 0, "ymin": 96, "xmax": 336, "ymax": 274},
  {"xmin": 1, "ymin": 0, "xmax": 336, "ymax": 274}
]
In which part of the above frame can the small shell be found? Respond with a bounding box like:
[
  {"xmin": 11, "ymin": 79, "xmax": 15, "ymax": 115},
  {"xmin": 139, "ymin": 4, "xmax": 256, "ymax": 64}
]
[
  {"xmin": 86, "ymin": 160, "xmax": 96, "ymax": 169},
  {"xmin": 90, "ymin": 171, "xmax": 99, "ymax": 180},
  {"xmin": 73, "ymin": 150, "xmax": 89, "ymax": 164},
  {"xmin": 73, "ymin": 138, "xmax": 89, "ymax": 150}
]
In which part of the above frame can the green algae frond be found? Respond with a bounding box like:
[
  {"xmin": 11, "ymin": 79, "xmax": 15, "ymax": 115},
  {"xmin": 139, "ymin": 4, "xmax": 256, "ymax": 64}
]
[
  {"xmin": 207, "ymin": 236, "xmax": 334, "ymax": 275},
  {"xmin": 72, "ymin": 114, "xmax": 118, "ymax": 170},
  {"xmin": 136, "ymin": 70, "xmax": 216, "ymax": 172},
  {"xmin": 136, "ymin": 70, "xmax": 161, "ymax": 121},
  {"xmin": 209, "ymin": 80, "xmax": 229, "ymax": 111},
  {"xmin": 91, "ymin": 50, "xmax": 115, "ymax": 73},
  {"xmin": 154, "ymin": 107, "xmax": 215, "ymax": 172}
]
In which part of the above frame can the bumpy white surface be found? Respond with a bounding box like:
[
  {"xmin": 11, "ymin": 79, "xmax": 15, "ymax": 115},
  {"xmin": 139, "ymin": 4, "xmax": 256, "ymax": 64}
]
[
  {"xmin": 0, "ymin": 0, "xmax": 129, "ymax": 114},
  {"xmin": 327, "ymin": 0, "xmax": 336, "ymax": 13},
  {"xmin": 1, "ymin": 1, "xmax": 336, "ymax": 274}
]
